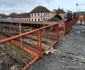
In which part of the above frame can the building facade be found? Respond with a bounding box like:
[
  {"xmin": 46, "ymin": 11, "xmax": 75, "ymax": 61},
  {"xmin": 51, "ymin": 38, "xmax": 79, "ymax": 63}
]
[
  {"xmin": 51, "ymin": 9, "xmax": 57, "ymax": 18},
  {"xmin": 51, "ymin": 8, "xmax": 66, "ymax": 19},
  {"xmin": 29, "ymin": 6, "xmax": 51, "ymax": 22},
  {"xmin": 0, "ymin": 6, "xmax": 51, "ymax": 22}
]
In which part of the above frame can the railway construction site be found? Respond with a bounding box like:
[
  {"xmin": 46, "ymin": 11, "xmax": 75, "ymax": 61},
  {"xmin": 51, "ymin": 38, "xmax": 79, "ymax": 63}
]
[{"xmin": 0, "ymin": 16, "xmax": 85, "ymax": 70}]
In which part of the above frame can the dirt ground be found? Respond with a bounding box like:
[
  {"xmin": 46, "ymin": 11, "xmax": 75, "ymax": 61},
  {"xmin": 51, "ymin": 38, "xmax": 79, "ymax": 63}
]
[{"xmin": 27, "ymin": 21, "xmax": 85, "ymax": 70}]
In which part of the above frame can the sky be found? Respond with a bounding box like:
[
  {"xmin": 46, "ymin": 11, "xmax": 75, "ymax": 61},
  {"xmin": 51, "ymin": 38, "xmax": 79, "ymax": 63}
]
[{"xmin": 0, "ymin": 0, "xmax": 85, "ymax": 15}]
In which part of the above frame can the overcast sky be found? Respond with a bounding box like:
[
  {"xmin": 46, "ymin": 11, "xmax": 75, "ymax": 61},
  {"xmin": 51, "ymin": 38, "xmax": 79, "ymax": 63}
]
[{"xmin": 0, "ymin": 0, "xmax": 85, "ymax": 15}]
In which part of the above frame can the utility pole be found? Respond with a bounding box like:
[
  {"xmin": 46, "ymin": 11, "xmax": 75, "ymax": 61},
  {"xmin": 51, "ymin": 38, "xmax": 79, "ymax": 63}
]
[{"xmin": 76, "ymin": 3, "xmax": 78, "ymax": 15}]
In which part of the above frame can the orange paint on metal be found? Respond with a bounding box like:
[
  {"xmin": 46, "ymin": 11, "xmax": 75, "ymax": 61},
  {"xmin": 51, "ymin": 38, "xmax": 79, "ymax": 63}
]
[
  {"xmin": 44, "ymin": 40, "xmax": 58, "ymax": 53},
  {"xmin": 63, "ymin": 20, "xmax": 66, "ymax": 35},
  {"xmin": 0, "ymin": 17, "xmax": 78, "ymax": 70},
  {"xmin": 39, "ymin": 30, "xmax": 42, "ymax": 58},
  {"xmin": 56, "ymin": 24, "xmax": 59, "ymax": 41},
  {"xmin": 11, "ymin": 40, "xmax": 38, "ymax": 57},
  {"xmin": 36, "ymin": 31, "xmax": 40, "ymax": 57},
  {"xmin": 0, "ymin": 24, "xmax": 57, "ymax": 44},
  {"xmin": 22, "ymin": 57, "xmax": 38, "ymax": 70},
  {"xmin": 0, "ymin": 34, "xmax": 38, "ymax": 57}
]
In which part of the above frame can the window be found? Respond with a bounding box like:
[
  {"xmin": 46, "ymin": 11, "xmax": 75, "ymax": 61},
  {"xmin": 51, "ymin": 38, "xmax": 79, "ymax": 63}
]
[
  {"xmin": 38, "ymin": 13, "xmax": 39, "ymax": 16},
  {"xmin": 32, "ymin": 19, "xmax": 33, "ymax": 21},
  {"xmin": 44, "ymin": 13, "xmax": 45, "ymax": 16},
  {"xmin": 35, "ymin": 19, "xmax": 36, "ymax": 21},
  {"xmin": 43, "ymin": 18, "xmax": 45, "ymax": 21},
  {"xmin": 31, "ymin": 14, "xmax": 33, "ymax": 17},
  {"xmin": 35, "ymin": 13, "xmax": 36, "ymax": 16},
  {"xmin": 27, "ymin": 18, "xmax": 29, "ymax": 21},
  {"xmin": 38, "ymin": 18, "xmax": 40, "ymax": 21},
  {"xmin": 45, "ymin": 13, "xmax": 46, "ymax": 16}
]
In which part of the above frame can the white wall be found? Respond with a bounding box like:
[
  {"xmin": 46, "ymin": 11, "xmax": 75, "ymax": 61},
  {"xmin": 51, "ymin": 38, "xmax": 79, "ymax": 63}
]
[
  {"xmin": 30, "ymin": 12, "xmax": 51, "ymax": 22},
  {"xmin": 0, "ymin": 12, "xmax": 51, "ymax": 22}
]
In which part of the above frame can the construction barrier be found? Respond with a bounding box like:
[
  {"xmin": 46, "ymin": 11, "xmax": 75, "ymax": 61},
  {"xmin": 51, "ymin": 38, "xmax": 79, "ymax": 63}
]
[
  {"xmin": 84, "ymin": 16, "xmax": 85, "ymax": 21},
  {"xmin": 0, "ymin": 17, "xmax": 78, "ymax": 70},
  {"xmin": 64, "ymin": 17, "xmax": 78, "ymax": 34},
  {"xmin": 0, "ymin": 23, "xmax": 64, "ymax": 70}
]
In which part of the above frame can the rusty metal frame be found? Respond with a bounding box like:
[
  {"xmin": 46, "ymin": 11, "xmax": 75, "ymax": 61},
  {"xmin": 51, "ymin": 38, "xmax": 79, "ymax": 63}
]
[
  {"xmin": 0, "ymin": 17, "xmax": 78, "ymax": 70},
  {"xmin": 0, "ymin": 23, "xmax": 59, "ymax": 70}
]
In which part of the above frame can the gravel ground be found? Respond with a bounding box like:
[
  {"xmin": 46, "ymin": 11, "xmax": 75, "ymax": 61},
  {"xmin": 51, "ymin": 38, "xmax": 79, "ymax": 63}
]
[{"xmin": 27, "ymin": 21, "xmax": 85, "ymax": 70}]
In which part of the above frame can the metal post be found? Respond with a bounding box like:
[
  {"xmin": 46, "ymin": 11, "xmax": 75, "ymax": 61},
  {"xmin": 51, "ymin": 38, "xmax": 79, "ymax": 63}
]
[
  {"xmin": 39, "ymin": 30, "xmax": 42, "ymax": 58},
  {"xmin": 19, "ymin": 23, "xmax": 22, "ymax": 44},
  {"xmin": 56, "ymin": 24, "xmax": 59, "ymax": 41}
]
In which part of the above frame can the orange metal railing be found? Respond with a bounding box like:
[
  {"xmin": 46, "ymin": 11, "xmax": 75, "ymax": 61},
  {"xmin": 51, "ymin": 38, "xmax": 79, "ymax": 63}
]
[
  {"xmin": 64, "ymin": 17, "xmax": 78, "ymax": 34},
  {"xmin": 0, "ymin": 23, "xmax": 61, "ymax": 70},
  {"xmin": 0, "ymin": 17, "xmax": 78, "ymax": 70}
]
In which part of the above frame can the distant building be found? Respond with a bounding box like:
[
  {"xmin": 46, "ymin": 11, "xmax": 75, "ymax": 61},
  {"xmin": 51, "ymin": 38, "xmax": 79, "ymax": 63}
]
[
  {"xmin": 77, "ymin": 11, "xmax": 85, "ymax": 16},
  {"xmin": 56, "ymin": 8, "xmax": 66, "ymax": 18},
  {"xmin": 51, "ymin": 8, "xmax": 66, "ymax": 19},
  {"xmin": 0, "ymin": 14, "xmax": 7, "ymax": 18},
  {"xmin": 51, "ymin": 9, "xmax": 57, "ymax": 18},
  {"xmin": 8, "ymin": 13, "xmax": 30, "ymax": 22},
  {"xmin": 0, "ymin": 14, "xmax": 8, "ymax": 21},
  {"xmin": 0, "ymin": 6, "xmax": 51, "ymax": 22},
  {"xmin": 30, "ymin": 6, "xmax": 51, "ymax": 22}
]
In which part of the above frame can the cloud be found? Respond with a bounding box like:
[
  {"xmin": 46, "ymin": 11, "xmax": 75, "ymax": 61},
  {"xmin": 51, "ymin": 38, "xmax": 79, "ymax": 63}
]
[
  {"xmin": 0, "ymin": 0, "xmax": 42, "ymax": 14},
  {"xmin": 0, "ymin": 0, "xmax": 37, "ymax": 7},
  {"xmin": 0, "ymin": 0, "xmax": 54, "ymax": 7},
  {"xmin": 44, "ymin": 0, "xmax": 53, "ymax": 3},
  {"xmin": 0, "ymin": 0, "xmax": 76, "ymax": 14}
]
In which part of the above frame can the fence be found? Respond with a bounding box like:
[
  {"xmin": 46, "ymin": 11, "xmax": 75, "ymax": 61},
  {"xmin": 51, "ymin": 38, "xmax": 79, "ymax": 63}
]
[
  {"xmin": 0, "ymin": 17, "xmax": 78, "ymax": 70},
  {"xmin": 64, "ymin": 17, "xmax": 78, "ymax": 34}
]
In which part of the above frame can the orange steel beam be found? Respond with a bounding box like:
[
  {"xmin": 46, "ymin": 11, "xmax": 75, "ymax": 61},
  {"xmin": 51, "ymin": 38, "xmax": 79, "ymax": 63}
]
[
  {"xmin": 44, "ymin": 17, "xmax": 78, "ymax": 53},
  {"xmin": 36, "ymin": 31, "xmax": 40, "ymax": 57},
  {"xmin": 0, "ymin": 24, "xmax": 58, "ymax": 44},
  {"xmin": 56, "ymin": 23, "xmax": 59, "ymax": 41},
  {"xmin": 44, "ymin": 23, "xmax": 64, "ymax": 53},
  {"xmin": 63, "ymin": 20, "xmax": 67, "ymax": 35},
  {"xmin": 0, "ymin": 34, "xmax": 39, "ymax": 70},
  {"xmin": 0, "ymin": 24, "xmax": 58, "ymax": 57},
  {"xmin": 11, "ymin": 40, "xmax": 38, "ymax": 57},
  {"xmin": 22, "ymin": 57, "xmax": 38, "ymax": 70},
  {"xmin": 44, "ymin": 24, "xmax": 59, "ymax": 52},
  {"xmin": 39, "ymin": 30, "xmax": 42, "ymax": 58},
  {"xmin": 0, "ymin": 34, "xmax": 38, "ymax": 57},
  {"xmin": 36, "ymin": 30, "xmax": 42, "ymax": 58},
  {"xmin": 0, "ymin": 17, "xmax": 79, "ymax": 70},
  {"xmin": 64, "ymin": 17, "xmax": 78, "ymax": 34}
]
